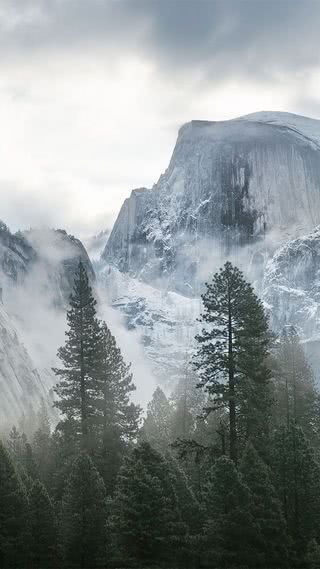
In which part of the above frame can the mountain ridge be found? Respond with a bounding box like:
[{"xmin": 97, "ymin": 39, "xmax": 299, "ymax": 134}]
[{"xmin": 98, "ymin": 110, "xmax": 320, "ymax": 382}]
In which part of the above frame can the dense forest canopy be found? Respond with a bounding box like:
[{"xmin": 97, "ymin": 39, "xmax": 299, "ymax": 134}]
[{"xmin": 1, "ymin": 261, "xmax": 320, "ymax": 569}]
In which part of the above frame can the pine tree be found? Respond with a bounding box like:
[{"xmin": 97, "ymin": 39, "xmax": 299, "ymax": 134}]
[
  {"xmin": 204, "ymin": 455, "xmax": 261, "ymax": 568},
  {"xmin": 7, "ymin": 427, "xmax": 37, "ymax": 482},
  {"xmin": 170, "ymin": 355, "xmax": 206, "ymax": 440},
  {"xmin": 0, "ymin": 441, "xmax": 29, "ymax": 569},
  {"xmin": 94, "ymin": 321, "xmax": 140, "ymax": 491},
  {"xmin": 240, "ymin": 442, "xmax": 289, "ymax": 567},
  {"xmin": 165, "ymin": 452, "xmax": 202, "ymax": 564},
  {"xmin": 273, "ymin": 424, "xmax": 320, "ymax": 561},
  {"xmin": 53, "ymin": 261, "xmax": 103, "ymax": 451},
  {"xmin": 273, "ymin": 326, "xmax": 320, "ymax": 441},
  {"xmin": 110, "ymin": 442, "xmax": 185, "ymax": 566},
  {"xmin": 7, "ymin": 425, "xmax": 22, "ymax": 458},
  {"xmin": 29, "ymin": 480, "xmax": 57, "ymax": 569},
  {"xmin": 141, "ymin": 387, "xmax": 173, "ymax": 452},
  {"xmin": 61, "ymin": 452, "xmax": 107, "ymax": 569},
  {"xmin": 32, "ymin": 402, "xmax": 53, "ymax": 487},
  {"xmin": 194, "ymin": 261, "xmax": 272, "ymax": 462}
]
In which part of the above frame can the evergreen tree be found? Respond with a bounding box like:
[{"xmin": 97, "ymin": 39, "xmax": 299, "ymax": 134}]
[
  {"xmin": 141, "ymin": 387, "xmax": 173, "ymax": 452},
  {"xmin": 61, "ymin": 452, "xmax": 107, "ymax": 569},
  {"xmin": 53, "ymin": 263, "xmax": 139, "ymax": 493},
  {"xmin": 110, "ymin": 441, "xmax": 185, "ymax": 566},
  {"xmin": 95, "ymin": 321, "xmax": 140, "ymax": 491},
  {"xmin": 7, "ymin": 425, "xmax": 23, "ymax": 459},
  {"xmin": 165, "ymin": 452, "xmax": 202, "ymax": 564},
  {"xmin": 7, "ymin": 427, "xmax": 37, "ymax": 482},
  {"xmin": 49, "ymin": 418, "xmax": 80, "ymax": 502},
  {"xmin": 53, "ymin": 261, "xmax": 103, "ymax": 451},
  {"xmin": 240, "ymin": 442, "xmax": 289, "ymax": 567},
  {"xmin": 204, "ymin": 455, "xmax": 261, "ymax": 568},
  {"xmin": 306, "ymin": 539, "xmax": 320, "ymax": 569},
  {"xmin": 170, "ymin": 355, "xmax": 206, "ymax": 440},
  {"xmin": 273, "ymin": 424, "xmax": 320, "ymax": 561},
  {"xmin": 29, "ymin": 480, "xmax": 57, "ymax": 569},
  {"xmin": 194, "ymin": 261, "xmax": 272, "ymax": 462},
  {"xmin": 32, "ymin": 402, "xmax": 53, "ymax": 487},
  {"xmin": 0, "ymin": 441, "xmax": 29, "ymax": 569},
  {"xmin": 273, "ymin": 326, "xmax": 320, "ymax": 441}
]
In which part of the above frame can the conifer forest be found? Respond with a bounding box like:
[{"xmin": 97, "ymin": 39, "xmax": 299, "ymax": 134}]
[
  {"xmin": 4, "ymin": 2, "xmax": 320, "ymax": 568},
  {"xmin": 1, "ymin": 260, "xmax": 320, "ymax": 569}
]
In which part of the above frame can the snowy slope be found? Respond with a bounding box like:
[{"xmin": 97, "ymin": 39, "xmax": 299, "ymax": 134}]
[
  {"xmin": 97, "ymin": 263, "xmax": 200, "ymax": 385},
  {"xmin": 98, "ymin": 111, "xmax": 320, "ymax": 381},
  {"xmin": 262, "ymin": 225, "xmax": 320, "ymax": 376},
  {"xmin": 263, "ymin": 226, "xmax": 320, "ymax": 340},
  {"xmin": 83, "ymin": 230, "xmax": 110, "ymax": 262},
  {"xmin": 240, "ymin": 111, "xmax": 320, "ymax": 148},
  {"xmin": 103, "ymin": 112, "xmax": 320, "ymax": 296}
]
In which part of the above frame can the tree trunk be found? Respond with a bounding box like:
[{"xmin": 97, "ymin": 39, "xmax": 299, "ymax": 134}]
[
  {"xmin": 79, "ymin": 272, "xmax": 88, "ymax": 447},
  {"xmin": 228, "ymin": 286, "xmax": 237, "ymax": 463}
]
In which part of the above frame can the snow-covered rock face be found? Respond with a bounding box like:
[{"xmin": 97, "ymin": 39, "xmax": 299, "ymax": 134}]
[
  {"xmin": 19, "ymin": 228, "xmax": 94, "ymax": 305},
  {"xmin": 0, "ymin": 224, "xmax": 94, "ymax": 305},
  {"xmin": 97, "ymin": 264, "xmax": 201, "ymax": 387},
  {"xmin": 84, "ymin": 230, "xmax": 110, "ymax": 262},
  {"xmin": 264, "ymin": 228, "xmax": 320, "ymax": 335},
  {"xmin": 103, "ymin": 112, "xmax": 320, "ymax": 295},
  {"xmin": 5, "ymin": 109, "xmax": 320, "ymax": 422},
  {"xmin": 263, "ymin": 227, "xmax": 320, "ymax": 367},
  {"xmin": 0, "ymin": 225, "xmax": 95, "ymax": 426},
  {"xmin": 0, "ymin": 222, "xmax": 35, "ymax": 284},
  {"xmin": 97, "ymin": 112, "xmax": 320, "ymax": 382}
]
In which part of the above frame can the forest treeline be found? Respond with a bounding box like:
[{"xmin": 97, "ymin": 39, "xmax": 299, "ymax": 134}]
[{"xmin": 1, "ymin": 261, "xmax": 320, "ymax": 568}]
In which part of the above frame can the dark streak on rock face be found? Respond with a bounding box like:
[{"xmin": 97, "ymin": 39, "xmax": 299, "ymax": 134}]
[
  {"xmin": 219, "ymin": 155, "xmax": 259, "ymax": 239},
  {"xmin": 103, "ymin": 114, "xmax": 320, "ymax": 295}
]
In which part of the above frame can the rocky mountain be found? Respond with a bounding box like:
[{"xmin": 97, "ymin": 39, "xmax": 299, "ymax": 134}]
[
  {"xmin": 4, "ymin": 109, "xmax": 320, "ymax": 424},
  {"xmin": 99, "ymin": 112, "xmax": 320, "ymax": 382},
  {"xmin": 103, "ymin": 111, "xmax": 320, "ymax": 295},
  {"xmin": 0, "ymin": 223, "xmax": 93, "ymax": 303},
  {"xmin": 263, "ymin": 226, "xmax": 320, "ymax": 370},
  {"xmin": 97, "ymin": 263, "xmax": 200, "ymax": 386},
  {"xmin": 84, "ymin": 229, "xmax": 110, "ymax": 261},
  {"xmin": 0, "ymin": 224, "xmax": 95, "ymax": 427}
]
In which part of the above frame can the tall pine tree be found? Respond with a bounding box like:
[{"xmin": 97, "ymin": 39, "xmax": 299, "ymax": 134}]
[
  {"xmin": 194, "ymin": 261, "xmax": 272, "ymax": 462},
  {"xmin": 54, "ymin": 261, "xmax": 103, "ymax": 451},
  {"xmin": 95, "ymin": 321, "xmax": 140, "ymax": 491},
  {"xmin": 273, "ymin": 326, "xmax": 320, "ymax": 441}
]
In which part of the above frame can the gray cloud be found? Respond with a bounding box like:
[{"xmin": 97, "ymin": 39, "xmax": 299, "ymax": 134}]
[
  {"xmin": 0, "ymin": 0, "xmax": 319, "ymax": 239},
  {"xmin": 1, "ymin": 0, "xmax": 320, "ymax": 83}
]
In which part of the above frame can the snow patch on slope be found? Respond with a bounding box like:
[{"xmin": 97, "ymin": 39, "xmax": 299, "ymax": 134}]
[
  {"xmin": 263, "ymin": 226, "xmax": 320, "ymax": 347},
  {"xmin": 97, "ymin": 263, "xmax": 201, "ymax": 388},
  {"xmin": 241, "ymin": 111, "xmax": 320, "ymax": 148}
]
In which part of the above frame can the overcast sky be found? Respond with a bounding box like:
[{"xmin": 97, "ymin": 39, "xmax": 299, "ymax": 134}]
[{"xmin": 1, "ymin": 0, "xmax": 320, "ymax": 237}]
